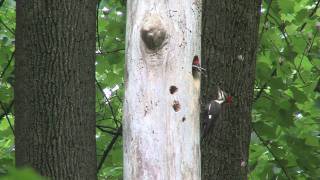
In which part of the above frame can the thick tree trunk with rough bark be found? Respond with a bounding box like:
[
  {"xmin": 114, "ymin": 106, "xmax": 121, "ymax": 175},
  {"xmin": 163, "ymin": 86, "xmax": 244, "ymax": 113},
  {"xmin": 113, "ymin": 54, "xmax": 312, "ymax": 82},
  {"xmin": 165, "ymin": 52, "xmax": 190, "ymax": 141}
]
[
  {"xmin": 124, "ymin": 1, "xmax": 202, "ymax": 179},
  {"xmin": 15, "ymin": 1, "xmax": 97, "ymax": 179},
  {"xmin": 201, "ymin": 1, "xmax": 261, "ymax": 179}
]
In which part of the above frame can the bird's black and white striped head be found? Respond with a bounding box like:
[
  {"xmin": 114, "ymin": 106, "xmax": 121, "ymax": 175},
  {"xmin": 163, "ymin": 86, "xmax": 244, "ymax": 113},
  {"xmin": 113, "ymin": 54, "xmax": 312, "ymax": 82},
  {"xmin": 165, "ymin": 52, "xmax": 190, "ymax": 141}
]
[{"xmin": 215, "ymin": 87, "xmax": 227, "ymax": 104}]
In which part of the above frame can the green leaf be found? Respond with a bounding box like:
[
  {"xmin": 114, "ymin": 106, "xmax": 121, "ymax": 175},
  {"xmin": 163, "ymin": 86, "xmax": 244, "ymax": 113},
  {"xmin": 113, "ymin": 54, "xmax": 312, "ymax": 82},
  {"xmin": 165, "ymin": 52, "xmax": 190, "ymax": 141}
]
[
  {"xmin": 253, "ymin": 121, "xmax": 278, "ymax": 139},
  {"xmin": 291, "ymin": 35, "xmax": 306, "ymax": 54},
  {"xmin": 289, "ymin": 86, "xmax": 308, "ymax": 103},
  {"xmin": 2, "ymin": 168, "xmax": 45, "ymax": 180},
  {"xmin": 281, "ymin": 13, "xmax": 295, "ymax": 22},
  {"xmin": 305, "ymin": 136, "xmax": 319, "ymax": 147},
  {"xmin": 278, "ymin": 0, "xmax": 295, "ymax": 14},
  {"xmin": 256, "ymin": 62, "xmax": 273, "ymax": 81},
  {"xmin": 269, "ymin": 77, "xmax": 287, "ymax": 90}
]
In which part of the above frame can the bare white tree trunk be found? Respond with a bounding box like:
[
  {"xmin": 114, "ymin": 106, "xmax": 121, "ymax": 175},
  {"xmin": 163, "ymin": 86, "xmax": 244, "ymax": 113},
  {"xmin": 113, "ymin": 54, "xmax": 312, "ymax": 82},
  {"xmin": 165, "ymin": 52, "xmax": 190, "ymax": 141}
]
[{"xmin": 124, "ymin": 1, "xmax": 202, "ymax": 179}]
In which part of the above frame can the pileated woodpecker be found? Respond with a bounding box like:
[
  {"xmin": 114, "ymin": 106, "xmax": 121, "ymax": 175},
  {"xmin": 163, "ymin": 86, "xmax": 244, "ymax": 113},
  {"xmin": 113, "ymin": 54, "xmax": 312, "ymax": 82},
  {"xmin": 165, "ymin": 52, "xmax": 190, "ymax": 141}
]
[
  {"xmin": 192, "ymin": 55, "xmax": 206, "ymax": 76},
  {"xmin": 201, "ymin": 87, "xmax": 232, "ymax": 140}
]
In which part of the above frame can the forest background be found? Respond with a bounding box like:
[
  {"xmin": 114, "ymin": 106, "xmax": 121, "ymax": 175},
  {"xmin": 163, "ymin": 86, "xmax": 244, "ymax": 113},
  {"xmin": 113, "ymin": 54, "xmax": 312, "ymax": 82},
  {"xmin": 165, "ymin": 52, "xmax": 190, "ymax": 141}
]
[{"xmin": 0, "ymin": 0, "xmax": 319, "ymax": 179}]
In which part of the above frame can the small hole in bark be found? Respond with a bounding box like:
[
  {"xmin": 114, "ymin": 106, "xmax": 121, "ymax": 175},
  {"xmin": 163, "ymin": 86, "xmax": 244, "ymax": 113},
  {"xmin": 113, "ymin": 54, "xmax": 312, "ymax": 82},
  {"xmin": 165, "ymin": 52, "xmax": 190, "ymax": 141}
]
[
  {"xmin": 172, "ymin": 100, "xmax": 181, "ymax": 112},
  {"xmin": 169, "ymin": 86, "xmax": 178, "ymax": 94},
  {"xmin": 182, "ymin": 117, "xmax": 186, "ymax": 122}
]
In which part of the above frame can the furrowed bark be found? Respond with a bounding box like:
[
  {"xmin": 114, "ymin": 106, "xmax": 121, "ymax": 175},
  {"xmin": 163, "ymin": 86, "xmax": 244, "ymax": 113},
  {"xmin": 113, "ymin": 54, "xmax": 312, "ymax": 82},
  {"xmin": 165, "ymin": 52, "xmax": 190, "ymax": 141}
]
[
  {"xmin": 201, "ymin": 1, "xmax": 261, "ymax": 179},
  {"xmin": 15, "ymin": 1, "xmax": 97, "ymax": 179}
]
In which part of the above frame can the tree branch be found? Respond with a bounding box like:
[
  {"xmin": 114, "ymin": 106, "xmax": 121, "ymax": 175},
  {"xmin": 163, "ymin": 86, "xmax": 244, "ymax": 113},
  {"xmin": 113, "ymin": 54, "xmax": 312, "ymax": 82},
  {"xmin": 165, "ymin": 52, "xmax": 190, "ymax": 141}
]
[
  {"xmin": 298, "ymin": 30, "xmax": 318, "ymax": 72},
  {"xmin": 97, "ymin": 125, "xmax": 122, "ymax": 172},
  {"xmin": 259, "ymin": 0, "xmax": 273, "ymax": 39},
  {"xmin": 0, "ymin": 0, "xmax": 5, "ymax": 8},
  {"xmin": 254, "ymin": 68, "xmax": 276, "ymax": 102},
  {"xmin": 0, "ymin": 18, "xmax": 14, "ymax": 35},
  {"xmin": 299, "ymin": 0, "xmax": 320, "ymax": 32},
  {"xmin": 0, "ymin": 100, "xmax": 14, "ymax": 133},
  {"xmin": 0, "ymin": 51, "xmax": 15, "ymax": 79},
  {"xmin": 95, "ymin": 78, "xmax": 120, "ymax": 127},
  {"xmin": 96, "ymin": 126, "xmax": 118, "ymax": 136},
  {"xmin": 96, "ymin": 48, "xmax": 125, "ymax": 55},
  {"xmin": 253, "ymin": 128, "xmax": 292, "ymax": 179},
  {"xmin": 268, "ymin": 14, "xmax": 291, "ymax": 47},
  {"xmin": 96, "ymin": 125, "xmax": 117, "ymax": 131}
]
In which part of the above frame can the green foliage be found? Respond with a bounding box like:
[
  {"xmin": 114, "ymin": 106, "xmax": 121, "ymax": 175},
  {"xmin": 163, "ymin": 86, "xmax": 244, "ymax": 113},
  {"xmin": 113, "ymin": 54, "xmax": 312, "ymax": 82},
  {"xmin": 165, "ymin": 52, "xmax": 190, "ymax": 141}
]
[
  {"xmin": 0, "ymin": 0, "xmax": 319, "ymax": 179},
  {"xmin": 0, "ymin": 168, "xmax": 45, "ymax": 180},
  {"xmin": 95, "ymin": 1, "xmax": 125, "ymax": 179},
  {"xmin": 0, "ymin": 0, "xmax": 15, "ymax": 178},
  {"xmin": 250, "ymin": 0, "xmax": 320, "ymax": 179}
]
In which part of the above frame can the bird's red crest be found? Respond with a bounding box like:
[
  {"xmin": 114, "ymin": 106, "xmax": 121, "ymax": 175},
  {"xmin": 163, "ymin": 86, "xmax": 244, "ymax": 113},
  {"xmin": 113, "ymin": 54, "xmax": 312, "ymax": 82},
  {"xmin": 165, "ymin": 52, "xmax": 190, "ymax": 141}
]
[
  {"xmin": 226, "ymin": 96, "xmax": 233, "ymax": 104},
  {"xmin": 192, "ymin": 55, "xmax": 200, "ymax": 65}
]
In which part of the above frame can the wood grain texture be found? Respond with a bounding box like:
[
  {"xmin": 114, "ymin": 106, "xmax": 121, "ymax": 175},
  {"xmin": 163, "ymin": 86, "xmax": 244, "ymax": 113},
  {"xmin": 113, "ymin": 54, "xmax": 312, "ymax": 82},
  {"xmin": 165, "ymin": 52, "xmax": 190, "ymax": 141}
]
[
  {"xmin": 124, "ymin": 1, "xmax": 202, "ymax": 179},
  {"xmin": 15, "ymin": 1, "xmax": 97, "ymax": 179}
]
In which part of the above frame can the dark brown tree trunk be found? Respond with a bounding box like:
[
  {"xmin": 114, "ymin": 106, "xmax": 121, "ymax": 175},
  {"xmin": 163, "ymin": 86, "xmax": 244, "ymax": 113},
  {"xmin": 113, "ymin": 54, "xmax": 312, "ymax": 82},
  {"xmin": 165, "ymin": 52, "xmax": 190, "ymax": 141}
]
[
  {"xmin": 15, "ymin": 1, "xmax": 97, "ymax": 179},
  {"xmin": 201, "ymin": 1, "xmax": 261, "ymax": 179}
]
